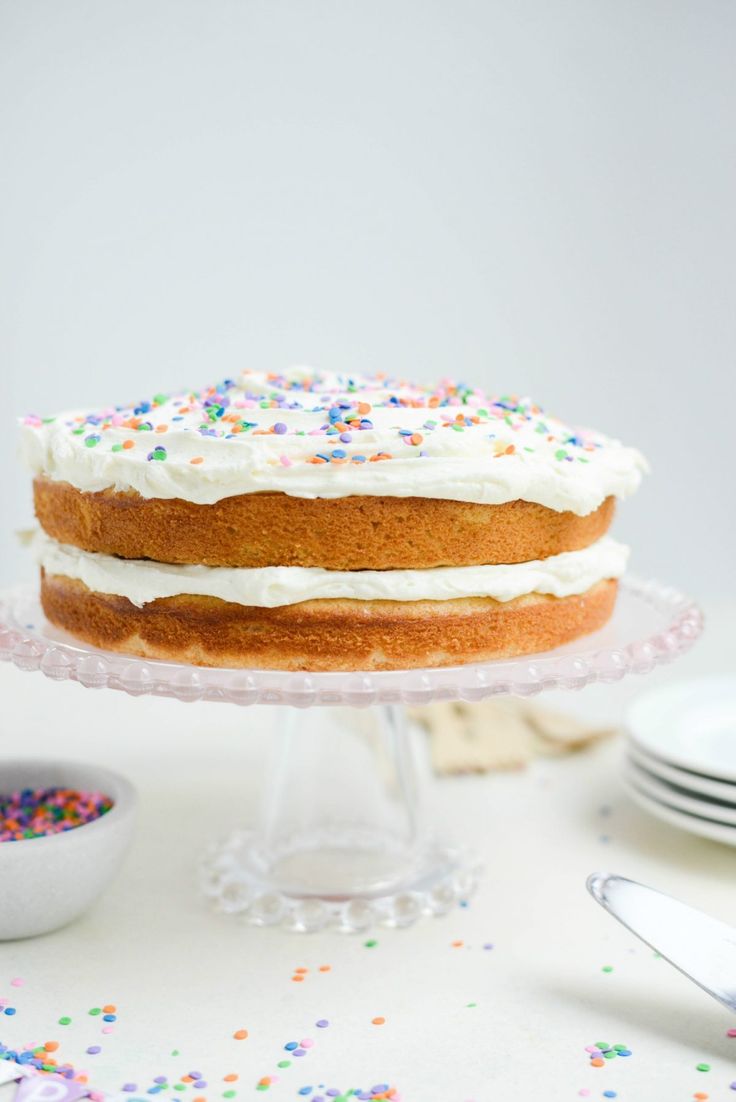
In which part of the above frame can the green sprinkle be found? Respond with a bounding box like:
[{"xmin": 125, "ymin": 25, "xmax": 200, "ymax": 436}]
[
  {"xmin": 137, "ymin": 423, "xmax": 153, "ymax": 431},
  {"xmin": 276, "ymin": 1061, "xmax": 291, "ymax": 1068},
  {"xmin": 171, "ymin": 1050, "xmax": 179, "ymax": 1057},
  {"xmin": 111, "ymin": 443, "xmax": 123, "ymax": 452},
  {"xmin": 696, "ymin": 1063, "xmax": 711, "ymax": 1072},
  {"xmin": 603, "ymin": 1050, "xmax": 616, "ymax": 1060},
  {"xmin": 58, "ymin": 1016, "xmax": 71, "ymax": 1025},
  {"xmin": 595, "ymin": 1042, "xmax": 609, "ymax": 1050},
  {"xmin": 555, "ymin": 448, "xmax": 568, "ymax": 460},
  {"xmin": 602, "ymin": 965, "xmax": 614, "ymax": 972},
  {"xmin": 153, "ymin": 393, "xmax": 168, "ymax": 405},
  {"xmin": 89, "ymin": 1007, "xmax": 101, "ymax": 1015},
  {"xmin": 223, "ymin": 1092, "xmax": 237, "ymax": 1098},
  {"xmin": 174, "ymin": 1085, "xmax": 186, "ymax": 1092},
  {"xmin": 364, "ymin": 939, "xmax": 378, "ymax": 948},
  {"xmin": 466, "ymin": 1002, "xmax": 477, "ymax": 1007},
  {"xmin": 613, "ymin": 1044, "xmax": 627, "ymax": 1052}
]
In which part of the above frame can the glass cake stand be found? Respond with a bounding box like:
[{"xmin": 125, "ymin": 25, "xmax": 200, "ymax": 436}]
[{"xmin": 0, "ymin": 577, "xmax": 702, "ymax": 932}]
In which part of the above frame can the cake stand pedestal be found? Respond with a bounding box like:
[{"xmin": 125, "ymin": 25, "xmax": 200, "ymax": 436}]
[{"xmin": 0, "ymin": 577, "xmax": 702, "ymax": 932}]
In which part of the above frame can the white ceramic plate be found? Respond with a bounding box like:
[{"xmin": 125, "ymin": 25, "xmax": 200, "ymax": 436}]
[
  {"xmin": 623, "ymin": 774, "xmax": 736, "ymax": 848},
  {"xmin": 627, "ymin": 743, "xmax": 736, "ymax": 803},
  {"xmin": 626, "ymin": 674, "xmax": 736, "ymax": 782},
  {"xmin": 624, "ymin": 759, "xmax": 736, "ymax": 826}
]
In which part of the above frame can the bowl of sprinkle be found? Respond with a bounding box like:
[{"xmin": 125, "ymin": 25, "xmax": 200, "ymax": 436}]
[{"xmin": 0, "ymin": 760, "xmax": 137, "ymax": 939}]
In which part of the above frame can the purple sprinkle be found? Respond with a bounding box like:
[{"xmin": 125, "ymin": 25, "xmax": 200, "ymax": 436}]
[
  {"xmin": 339, "ymin": 433, "xmax": 352, "ymax": 443},
  {"xmin": 273, "ymin": 422, "xmax": 287, "ymax": 434},
  {"xmin": 293, "ymin": 1048, "xmax": 306, "ymax": 1057},
  {"xmin": 315, "ymin": 1019, "xmax": 329, "ymax": 1028},
  {"xmin": 188, "ymin": 1073, "xmax": 203, "ymax": 1081},
  {"xmin": 86, "ymin": 1046, "xmax": 101, "ymax": 1055},
  {"xmin": 154, "ymin": 1077, "xmax": 167, "ymax": 1085},
  {"xmin": 371, "ymin": 1088, "xmax": 389, "ymax": 1095},
  {"xmin": 193, "ymin": 1082, "xmax": 206, "ymax": 1090},
  {"xmin": 483, "ymin": 943, "xmax": 494, "ymax": 950},
  {"xmin": 122, "ymin": 1086, "xmax": 137, "ymax": 1093}
]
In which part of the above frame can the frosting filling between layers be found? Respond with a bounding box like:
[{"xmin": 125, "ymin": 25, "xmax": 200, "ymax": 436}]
[
  {"xmin": 20, "ymin": 368, "xmax": 647, "ymax": 515},
  {"xmin": 33, "ymin": 532, "xmax": 629, "ymax": 609}
]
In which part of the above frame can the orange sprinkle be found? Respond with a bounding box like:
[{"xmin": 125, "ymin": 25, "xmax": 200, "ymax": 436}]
[
  {"xmin": 294, "ymin": 967, "xmax": 308, "ymax": 974},
  {"xmin": 292, "ymin": 975, "xmax": 305, "ymax": 982},
  {"xmin": 44, "ymin": 1041, "xmax": 59, "ymax": 1052},
  {"xmin": 319, "ymin": 965, "xmax": 331, "ymax": 972},
  {"xmin": 233, "ymin": 1029, "xmax": 248, "ymax": 1040},
  {"xmin": 371, "ymin": 1016, "xmax": 386, "ymax": 1025},
  {"xmin": 410, "ymin": 433, "xmax": 423, "ymax": 445},
  {"xmin": 102, "ymin": 1004, "xmax": 116, "ymax": 1013},
  {"xmin": 694, "ymin": 1094, "xmax": 709, "ymax": 1100},
  {"xmin": 190, "ymin": 457, "xmax": 204, "ymax": 464},
  {"xmin": 505, "ymin": 444, "xmax": 515, "ymax": 454},
  {"xmin": 590, "ymin": 1058, "xmax": 605, "ymax": 1068},
  {"xmin": 451, "ymin": 940, "xmax": 463, "ymax": 948},
  {"xmin": 122, "ymin": 439, "xmax": 135, "ymax": 450},
  {"xmin": 258, "ymin": 1078, "xmax": 271, "ymax": 1087},
  {"xmin": 155, "ymin": 424, "xmax": 168, "ymax": 433},
  {"xmin": 181, "ymin": 1076, "xmax": 194, "ymax": 1084},
  {"xmin": 194, "ymin": 1097, "xmax": 206, "ymax": 1102},
  {"xmin": 358, "ymin": 403, "xmax": 372, "ymax": 415},
  {"xmin": 223, "ymin": 1075, "xmax": 238, "ymax": 1083}
]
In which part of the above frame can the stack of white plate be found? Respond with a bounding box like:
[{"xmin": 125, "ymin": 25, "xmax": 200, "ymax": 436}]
[{"xmin": 624, "ymin": 675, "xmax": 736, "ymax": 846}]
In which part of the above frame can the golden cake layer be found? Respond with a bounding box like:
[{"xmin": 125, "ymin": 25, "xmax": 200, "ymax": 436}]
[
  {"xmin": 40, "ymin": 571, "xmax": 617, "ymax": 672},
  {"xmin": 33, "ymin": 478, "xmax": 615, "ymax": 570}
]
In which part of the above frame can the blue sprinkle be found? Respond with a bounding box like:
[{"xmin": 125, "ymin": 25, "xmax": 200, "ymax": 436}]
[{"xmin": 331, "ymin": 449, "xmax": 347, "ymax": 459}]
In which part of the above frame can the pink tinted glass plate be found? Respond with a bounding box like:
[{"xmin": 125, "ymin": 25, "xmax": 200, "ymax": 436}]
[{"xmin": 0, "ymin": 577, "xmax": 703, "ymax": 708}]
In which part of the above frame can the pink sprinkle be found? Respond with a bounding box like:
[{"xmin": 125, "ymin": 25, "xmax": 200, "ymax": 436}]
[
  {"xmin": 728, "ymin": 1028, "xmax": 736, "ymax": 1037},
  {"xmin": 300, "ymin": 1038, "xmax": 314, "ymax": 1048},
  {"xmin": 10, "ymin": 979, "xmax": 24, "ymax": 988},
  {"xmin": 279, "ymin": 455, "xmax": 292, "ymax": 467},
  {"xmin": 584, "ymin": 1045, "xmax": 598, "ymax": 1053},
  {"xmin": 102, "ymin": 1026, "xmax": 114, "ymax": 1034},
  {"xmin": 578, "ymin": 1092, "xmax": 591, "ymax": 1098},
  {"xmin": 89, "ymin": 1093, "xmax": 104, "ymax": 1101}
]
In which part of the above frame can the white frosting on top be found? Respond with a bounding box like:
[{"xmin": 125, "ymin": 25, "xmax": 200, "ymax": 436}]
[
  {"xmin": 35, "ymin": 532, "xmax": 629, "ymax": 609},
  {"xmin": 20, "ymin": 367, "xmax": 646, "ymax": 514}
]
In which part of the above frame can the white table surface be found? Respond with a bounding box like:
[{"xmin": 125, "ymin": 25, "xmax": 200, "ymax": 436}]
[{"xmin": 0, "ymin": 600, "xmax": 734, "ymax": 1102}]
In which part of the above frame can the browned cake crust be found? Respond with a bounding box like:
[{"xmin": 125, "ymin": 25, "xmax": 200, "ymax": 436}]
[
  {"xmin": 40, "ymin": 571, "xmax": 617, "ymax": 672},
  {"xmin": 34, "ymin": 478, "xmax": 615, "ymax": 570}
]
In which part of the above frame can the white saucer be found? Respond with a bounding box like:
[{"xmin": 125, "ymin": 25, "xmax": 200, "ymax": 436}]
[
  {"xmin": 626, "ymin": 674, "xmax": 736, "ymax": 782},
  {"xmin": 623, "ymin": 774, "xmax": 736, "ymax": 848},
  {"xmin": 627, "ymin": 744, "xmax": 736, "ymax": 803},
  {"xmin": 624, "ymin": 758, "xmax": 736, "ymax": 826}
]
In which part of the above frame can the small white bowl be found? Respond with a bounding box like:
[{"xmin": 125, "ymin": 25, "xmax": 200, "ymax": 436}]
[{"xmin": 0, "ymin": 760, "xmax": 138, "ymax": 939}]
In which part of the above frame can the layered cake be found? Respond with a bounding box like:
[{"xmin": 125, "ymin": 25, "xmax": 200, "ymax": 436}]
[{"xmin": 21, "ymin": 369, "xmax": 645, "ymax": 671}]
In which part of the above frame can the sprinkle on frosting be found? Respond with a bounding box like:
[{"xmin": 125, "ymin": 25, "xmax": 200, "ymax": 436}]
[{"xmin": 20, "ymin": 367, "xmax": 647, "ymax": 514}]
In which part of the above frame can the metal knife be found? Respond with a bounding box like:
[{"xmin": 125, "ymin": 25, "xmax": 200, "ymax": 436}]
[{"xmin": 587, "ymin": 872, "xmax": 736, "ymax": 1014}]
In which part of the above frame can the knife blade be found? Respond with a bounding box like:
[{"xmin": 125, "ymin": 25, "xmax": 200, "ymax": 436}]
[{"xmin": 587, "ymin": 872, "xmax": 736, "ymax": 1014}]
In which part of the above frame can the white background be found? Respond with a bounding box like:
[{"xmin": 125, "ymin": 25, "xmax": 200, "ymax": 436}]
[{"xmin": 1, "ymin": 0, "xmax": 735, "ymax": 593}]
